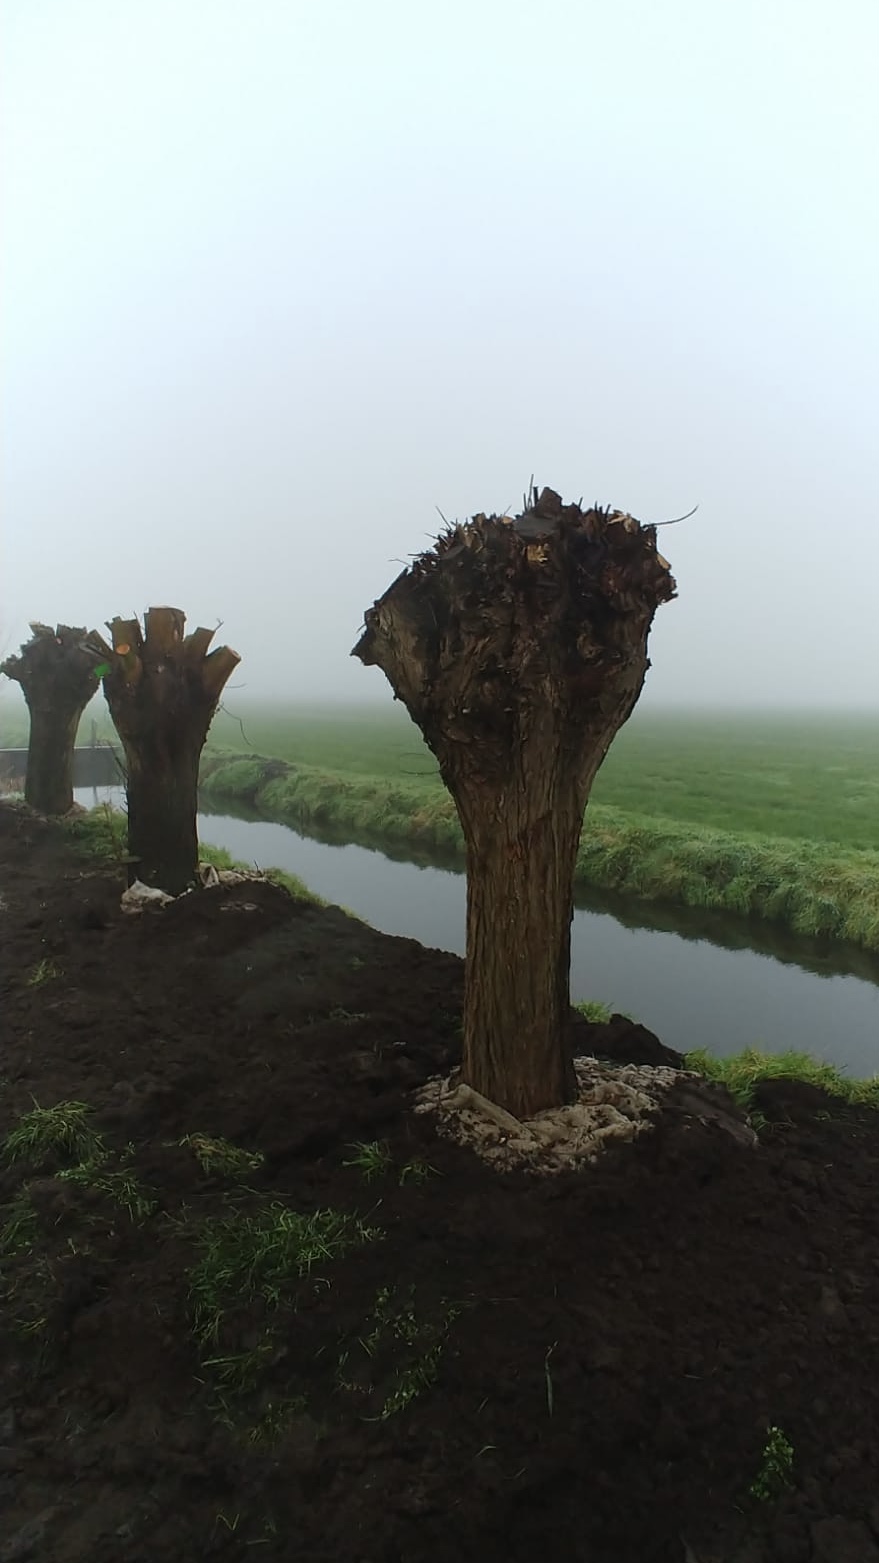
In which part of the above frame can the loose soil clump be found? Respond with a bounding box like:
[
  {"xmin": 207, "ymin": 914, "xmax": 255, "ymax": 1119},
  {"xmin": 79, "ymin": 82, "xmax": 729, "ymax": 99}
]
[{"xmin": 1, "ymin": 802, "xmax": 878, "ymax": 1563}]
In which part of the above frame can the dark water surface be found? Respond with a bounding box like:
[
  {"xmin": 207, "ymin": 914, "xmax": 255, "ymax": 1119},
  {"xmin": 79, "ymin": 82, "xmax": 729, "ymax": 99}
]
[{"xmin": 74, "ymin": 787, "xmax": 879, "ymax": 1076}]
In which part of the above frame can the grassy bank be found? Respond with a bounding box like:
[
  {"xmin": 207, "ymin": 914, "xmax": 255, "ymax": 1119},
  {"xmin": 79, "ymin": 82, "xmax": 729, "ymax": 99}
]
[
  {"xmin": 684, "ymin": 1046, "xmax": 879, "ymax": 1109},
  {"xmin": 6, "ymin": 698, "xmax": 879, "ymax": 848},
  {"xmin": 204, "ymin": 703, "xmax": 879, "ymax": 851},
  {"xmin": 199, "ymin": 748, "xmax": 879, "ymax": 952}
]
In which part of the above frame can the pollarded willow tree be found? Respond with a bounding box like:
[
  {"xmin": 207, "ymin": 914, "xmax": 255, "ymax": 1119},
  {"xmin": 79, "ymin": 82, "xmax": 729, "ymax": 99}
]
[
  {"xmin": 90, "ymin": 608, "xmax": 240, "ymax": 894},
  {"xmin": 353, "ymin": 486, "xmax": 676, "ymax": 1118},
  {"xmin": 0, "ymin": 623, "xmax": 103, "ymax": 814}
]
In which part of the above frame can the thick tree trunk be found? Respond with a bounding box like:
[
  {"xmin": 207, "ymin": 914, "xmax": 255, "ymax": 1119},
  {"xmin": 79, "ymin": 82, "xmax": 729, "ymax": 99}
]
[
  {"xmin": 460, "ymin": 798, "xmax": 581, "ymax": 1114},
  {"xmin": 121, "ymin": 730, "xmax": 204, "ymax": 895},
  {"xmin": 454, "ymin": 690, "xmax": 646, "ymax": 1115},
  {"xmin": 23, "ymin": 701, "xmax": 83, "ymax": 815},
  {"xmin": 353, "ymin": 486, "xmax": 676, "ymax": 1117},
  {"xmin": 94, "ymin": 608, "xmax": 240, "ymax": 894},
  {"xmin": 1, "ymin": 625, "xmax": 102, "ymax": 814}
]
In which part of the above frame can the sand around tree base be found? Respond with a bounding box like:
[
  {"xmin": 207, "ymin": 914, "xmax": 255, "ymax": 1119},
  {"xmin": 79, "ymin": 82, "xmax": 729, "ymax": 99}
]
[{"xmin": 415, "ymin": 1058, "xmax": 757, "ymax": 1171}]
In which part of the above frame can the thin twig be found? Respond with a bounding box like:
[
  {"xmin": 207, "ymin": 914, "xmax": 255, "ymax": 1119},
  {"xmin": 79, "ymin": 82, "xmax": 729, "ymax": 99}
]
[
  {"xmin": 217, "ymin": 703, "xmax": 252, "ymax": 748},
  {"xmin": 651, "ymin": 504, "xmax": 699, "ymax": 527}
]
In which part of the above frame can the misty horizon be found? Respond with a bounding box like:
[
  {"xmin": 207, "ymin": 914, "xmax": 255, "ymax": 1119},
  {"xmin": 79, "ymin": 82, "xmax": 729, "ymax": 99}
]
[{"xmin": 2, "ymin": 0, "xmax": 877, "ymax": 710}]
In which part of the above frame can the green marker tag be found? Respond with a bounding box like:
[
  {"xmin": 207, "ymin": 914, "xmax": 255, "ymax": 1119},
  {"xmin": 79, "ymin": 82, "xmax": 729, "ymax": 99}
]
[{"xmin": 93, "ymin": 662, "xmax": 111, "ymax": 677}]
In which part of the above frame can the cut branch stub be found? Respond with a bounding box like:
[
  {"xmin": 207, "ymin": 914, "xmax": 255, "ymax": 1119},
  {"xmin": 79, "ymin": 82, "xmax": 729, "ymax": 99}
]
[
  {"xmin": 1, "ymin": 623, "xmax": 105, "ymax": 814},
  {"xmin": 352, "ymin": 487, "xmax": 676, "ymax": 1118},
  {"xmin": 100, "ymin": 606, "xmax": 240, "ymax": 893}
]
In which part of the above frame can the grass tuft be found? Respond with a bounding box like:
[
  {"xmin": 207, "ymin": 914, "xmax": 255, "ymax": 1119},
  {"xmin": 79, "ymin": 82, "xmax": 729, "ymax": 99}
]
[
  {"xmin": 57, "ymin": 1152, "xmax": 157, "ymax": 1221},
  {"xmin": 685, "ymin": 1047, "xmax": 879, "ymax": 1112},
  {"xmin": 188, "ymin": 1203, "xmax": 381, "ymax": 1349},
  {"xmin": 337, "ymin": 1283, "xmax": 461, "ymax": 1420},
  {"xmin": 342, "ymin": 1141, "xmax": 393, "ymax": 1183},
  {"xmin": 574, "ymin": 999, "xmax": 615, "ymax": 1025},
  {"xmin": 179, "ymin": 1133, "xmax": 264, "ymax": 1180},
  {"xmin": 25, "ymin": 958, "xmax": 62, "ymax": 987},
  {"xmin": 3, "ymin": 1100, "xmax": 104, "ymax": 1169}
]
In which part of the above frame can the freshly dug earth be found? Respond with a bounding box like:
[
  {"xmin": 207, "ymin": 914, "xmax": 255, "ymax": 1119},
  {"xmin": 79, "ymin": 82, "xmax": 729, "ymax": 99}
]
[{"xmin": 1, "ymin": 805, "xmax": 878, "ymax": 1563}]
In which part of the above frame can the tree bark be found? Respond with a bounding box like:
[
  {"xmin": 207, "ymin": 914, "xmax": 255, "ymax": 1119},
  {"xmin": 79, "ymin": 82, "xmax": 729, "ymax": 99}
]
[
  {"xmin": 123, "ymin": 727, "xmax": 205, "ymax": 895},
  {"xmin": 0, "ymin": 624, "xmax": 102, "ymax": 814},
  {"xmin": 94, "ymin": 608, "xmax": 240, "ymax": 894},
  {"xmin": 353, "ymin": 487, "xmax": 676, "ymax": 1117}
]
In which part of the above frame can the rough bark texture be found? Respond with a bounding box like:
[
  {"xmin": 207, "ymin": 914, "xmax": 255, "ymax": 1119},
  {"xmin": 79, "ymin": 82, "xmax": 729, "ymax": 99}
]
[
  {"xmin": 0, "ymin": 623, "xmax": 102, "ymax": 814},
  {"xmin": 352, "ymin": 486, "xmax": 676, "ymax": 1117},
  {"xmin": 93, "ymin": 608, "xmax": 240, "ymax": 894}
]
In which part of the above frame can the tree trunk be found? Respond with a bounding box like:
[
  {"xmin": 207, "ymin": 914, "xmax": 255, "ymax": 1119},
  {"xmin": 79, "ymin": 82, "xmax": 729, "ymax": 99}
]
[
  {"xmin": 23, "ymin": 700, "xmax": 83, "ymax": 815},
  {"xmin": 121, "ymin": 728, "xmax": 205, "ymax": 895},
  {"xmin": 453, "ymin": 685, "xmax": 648, "ymax": 1115},
  {"xmin": 94, "ymin": 608, "xmax": 240, "ymax": 894},
  {"xmin": 1, "ymin": 624, "xmax": 102, "ymax": 815},
  {"xmin": 460, "ymin": 795, "xmax": 582, "ymax": 1114},
  {"xmin": 353, "ymin": 486, "xmax": 676, "ymax": 1117}
]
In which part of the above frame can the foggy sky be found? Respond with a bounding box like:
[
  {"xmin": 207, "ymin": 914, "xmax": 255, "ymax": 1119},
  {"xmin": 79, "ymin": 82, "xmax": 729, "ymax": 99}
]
[{"xmin": 2, "ymin": 0, "xmax": 877, "ymax": 710}]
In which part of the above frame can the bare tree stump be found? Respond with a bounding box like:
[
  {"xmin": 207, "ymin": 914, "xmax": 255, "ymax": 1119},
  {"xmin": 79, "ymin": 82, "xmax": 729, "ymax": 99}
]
[
  {"xmin": 94, "ymin": 608, "xmax": 240, "ymax": 893},
  {"xmin": 353, "ymin": 486, "xmax": 676, "ymax": 1117},
  {"xmin": 1, "ymin": 624, "xmax": 102, "ymax": 814}
]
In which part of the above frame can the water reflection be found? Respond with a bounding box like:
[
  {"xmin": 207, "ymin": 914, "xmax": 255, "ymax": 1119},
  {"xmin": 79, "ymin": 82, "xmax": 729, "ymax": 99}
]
[{"xmin": 198, "ymin": 793, "xmax": 879, "ymax": 986}]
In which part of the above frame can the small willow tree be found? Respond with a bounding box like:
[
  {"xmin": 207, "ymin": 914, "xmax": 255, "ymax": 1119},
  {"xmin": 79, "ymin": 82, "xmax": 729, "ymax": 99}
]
[
  {"xmin": 353, "ymin": 487, "xmax": 676, "ymax": 1117},
  {"xmin": 0, "ymin": 623, "xmax": 103, "ymax": 814},
  {"xmin": 91, "ymin": 607, "xmax": 240, "ymax": 894}
]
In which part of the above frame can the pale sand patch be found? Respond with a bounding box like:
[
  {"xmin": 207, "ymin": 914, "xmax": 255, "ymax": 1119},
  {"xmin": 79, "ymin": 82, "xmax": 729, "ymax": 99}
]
[
  {"xmin": 120, "ymin": 864, "xmax": 269, "ymax": 913},
  {"xmin": 414, "ymin": 1057, "xmax": 706, "ymax": 1174}
]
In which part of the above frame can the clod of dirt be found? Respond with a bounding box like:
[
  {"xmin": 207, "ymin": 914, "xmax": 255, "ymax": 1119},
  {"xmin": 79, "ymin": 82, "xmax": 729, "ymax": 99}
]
[{"xmin": 414, "ymin": 1058, "xmax": 736, "ymax": 1172}]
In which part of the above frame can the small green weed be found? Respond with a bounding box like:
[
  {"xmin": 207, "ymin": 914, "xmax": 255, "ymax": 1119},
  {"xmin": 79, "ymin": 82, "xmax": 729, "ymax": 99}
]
[
  {"xmin": 0, "ymin": 1189, "xmax": 38, "ymax": 1258},
  {"xmin": 247, "ymin": 1395, "xmax": 308, "ymax": 1444},
  {"xmin": 0, "ymin": 1191, "xmax": 54, "ymax": 1348},
  {"xmin": 3, "ymin": 1100, "xmax": 104, "ymax": 1168},
  {"xmin": 3, "ymin": 1107, "xmax": 154, "ymax": 1221},
  {"xmin": 398, "ymin": 1158, "xmax": 439, "ymax": 1186},
  {"xmin": 749, "ymin": 1425, "xmax": 795, "ymax": 1500},
  {"xmin": 58, "ymin": 1155, "xmax": 156, "ymax": 1222},
  {"xmin": 189, "ymin": 1202, "xmax": 381, "ymax": 1349},
  {"xmin": 574, "ymin": 999, "xmax": 637, "ymax": 1024},
  {"xmin": 574, "ymin": 1000, "xmax": 614, "ymax": 1024},
  {"xmin": 26, "ymin": 958, "xmax": 61, "ymax": 987},
  {"xmin": 201, "ymin": 1342, "xmax": 277, "ymax": 1400},
  {"xmin": 380, "ymin": 1344, "xmax": 449, "ymax": 1419},
  {"xmin": 189, "ymin": 1201, "xmax": 380, "ymax": 1429},
  {"xmin": 343, "ymin": 1141, "xmax": 393, "ymax": 1182},
  {"xmin": 338, "ymin": 1283, "xmax": 461, "ymax": 1420},
  {"xmin": 179, "ymin": 1133, "xmax": 264, "ymax": 1180}
]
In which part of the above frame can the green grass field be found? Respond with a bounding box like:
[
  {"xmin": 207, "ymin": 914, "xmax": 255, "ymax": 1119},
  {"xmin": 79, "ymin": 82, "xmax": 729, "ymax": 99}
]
[
  {"xmin": 5, "ymin": 693, "xmax": 879, "ymax": 851},
  {"xmin": 6, "ymin": 693, "xmax": 879, "ymax": 947},
  {"xmin": 205, "ymin": 701, "xmax": 879, "ymax": 851}
]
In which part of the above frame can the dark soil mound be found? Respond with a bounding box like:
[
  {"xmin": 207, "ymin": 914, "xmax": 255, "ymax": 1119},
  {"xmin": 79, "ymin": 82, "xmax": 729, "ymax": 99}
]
[{"xmin": 1, "ymin": 802, "xmax": 878, "ymax": 1563}]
